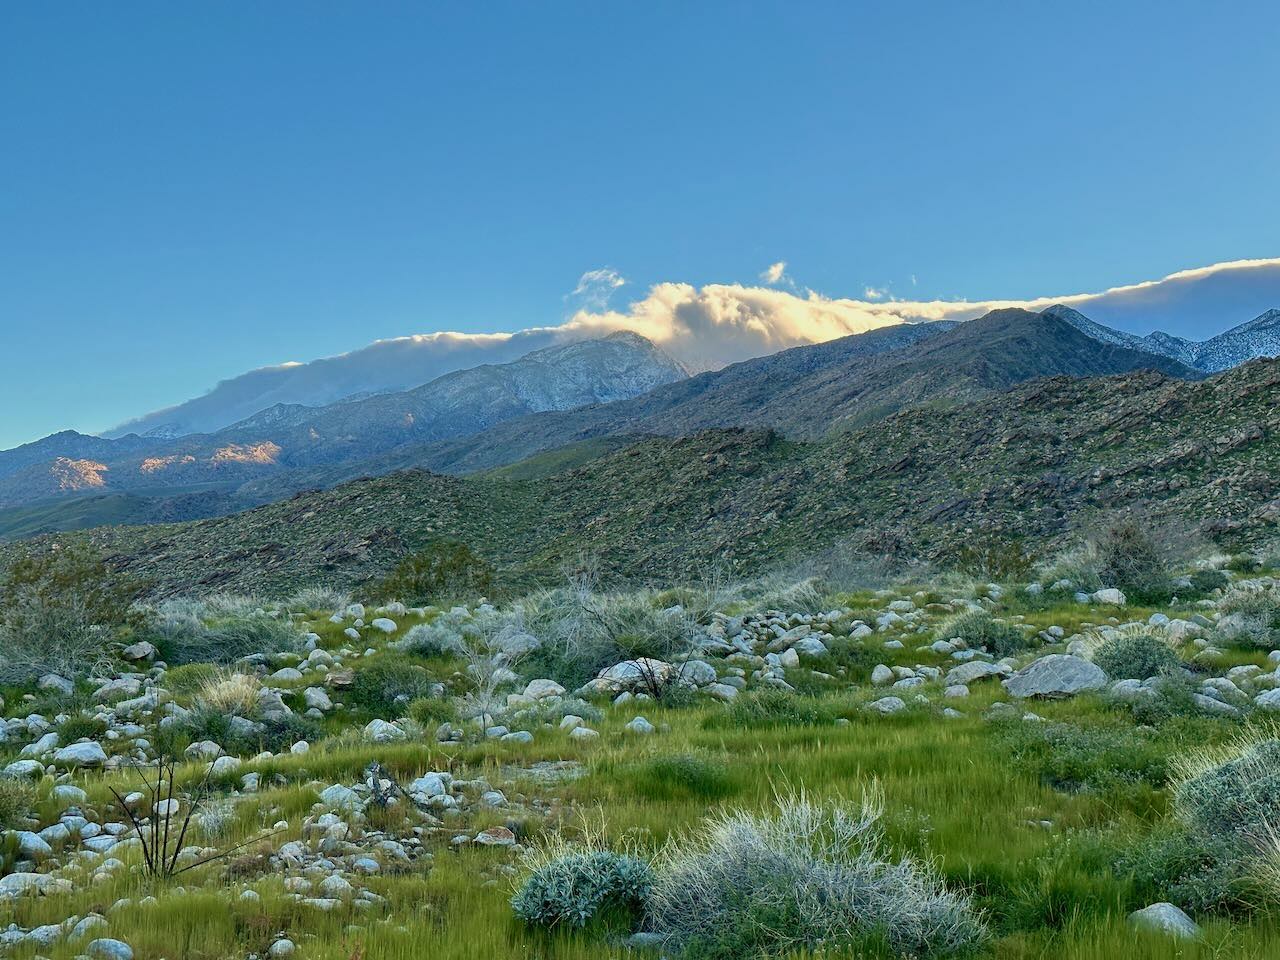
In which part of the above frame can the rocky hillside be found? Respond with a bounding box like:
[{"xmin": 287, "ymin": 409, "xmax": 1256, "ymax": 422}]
[
  {"xmin": 53, "ymin": 356, "xmax": 1278, "ymax": 597},
  {"xmin": 236, "ymin": 307, "xmax": 1203, "ymax": 492}
]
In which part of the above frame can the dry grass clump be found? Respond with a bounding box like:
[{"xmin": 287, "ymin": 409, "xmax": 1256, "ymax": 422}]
[{"xmin": 195, "ymin": 669, "xmax": 263, "ymax": 717}]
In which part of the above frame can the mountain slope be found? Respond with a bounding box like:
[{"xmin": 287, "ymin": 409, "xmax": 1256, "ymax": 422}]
[
  {"xmin": 285, "ymin": 307, "xmax": 1199, "ymax": 481},
  {"xmin": 0, "ymin": 333, "xmax": 685, "ymax": 512},
  {"xmin": 1047, "ymin": 304, "xmax": 1280, "ymax": 371},
  {"xmin": 47, "ymin": 356, "xmax": 1279, "ymax": 597}
]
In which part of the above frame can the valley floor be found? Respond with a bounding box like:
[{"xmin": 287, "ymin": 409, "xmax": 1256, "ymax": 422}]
[{"xmin": 3, "ymin": 559, "xmax": 1280, "ymax": 959}]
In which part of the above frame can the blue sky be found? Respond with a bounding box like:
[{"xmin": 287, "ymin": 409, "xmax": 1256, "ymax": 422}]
[{"xmin": 2, "ymin": 1, "xmax": 1278, "ymax": 448}]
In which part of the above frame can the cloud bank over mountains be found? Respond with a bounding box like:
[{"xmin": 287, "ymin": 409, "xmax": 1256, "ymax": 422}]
[{"xmin": 104, "ymin": 258, "xmax": 1280, "ymax": 439}]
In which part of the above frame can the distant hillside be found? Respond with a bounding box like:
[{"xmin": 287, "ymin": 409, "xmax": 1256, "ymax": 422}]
[
  {"xmin": 1047, "ymin": 304, "xmax": 1280, "ymax": 372},
  {"xmin": 54, "ymin": 356, "xmax": 1278, "ymax": 597},
  {"xmin": 0, "ymin": 333, "xmax": 685, "ymax": 515},
  {"xmin": 284, "ymin": 307, "xmax": 1199, "ymax": 480}
]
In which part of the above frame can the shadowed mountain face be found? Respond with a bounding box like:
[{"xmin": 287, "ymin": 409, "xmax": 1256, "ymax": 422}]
[
  {"xmin": 39, "ymin": 355, "xmax": 1279, "ymax": 598},
  {"xmin": 271, "ymin": 307, "xmax": 1199, "ymax": 482}
]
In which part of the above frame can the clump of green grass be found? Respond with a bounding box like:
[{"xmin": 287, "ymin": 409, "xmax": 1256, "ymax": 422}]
[
  {"xmin": 990, "ymin": 717, "xmax": 1169, "ymax": 794},
  {"xmin": 939, "ymin": 610, "xmax": 1031, "ymax": 658},
  {"xmin": 625, "ymin": 752, "xmax": 736, "ymax": 802},
  {"xmin": 713, "ymin": 688, "xmax": 835, "ymax": 728},
  {"xmin": 345, "ymin": 655, "xmax": 438, "ymax": 717},
  {"xmin": 0, "ymin": 778, "xmax": 36, "ymax": 830},
  {"xmin": 1091, "ymin": 629, "xmax": 1181, "ymax": 680}
]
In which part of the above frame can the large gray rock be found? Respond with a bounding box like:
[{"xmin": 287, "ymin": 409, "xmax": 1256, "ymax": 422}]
[
  {"xmin": 1003, "ymin": 655, "xmax": 1107, "ymax": 699},
  {"xmin": 1127, "ymin": 902, "xmax": 1199, "ymax": 939},
  {"xmin": 945, "ymin": 661, "xmax": 1010, "ymax": 686},
  {"xmin": 53, "ymin": 741, "xmax": 107, "ymax": 767}
]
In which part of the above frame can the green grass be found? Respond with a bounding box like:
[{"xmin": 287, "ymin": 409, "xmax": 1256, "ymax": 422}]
[{"xmin": 4, "ymin": 589, "xmax": 1280, "ymax": 960}]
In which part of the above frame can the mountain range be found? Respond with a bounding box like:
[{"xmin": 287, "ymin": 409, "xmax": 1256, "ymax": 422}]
[
  {"xmin": 0, "ymin": 303, "xmax": 1277, "ymax": 545},
  {"xmin": 52, "ymin": 352, "xmax": 1279, "ymax": 597}
]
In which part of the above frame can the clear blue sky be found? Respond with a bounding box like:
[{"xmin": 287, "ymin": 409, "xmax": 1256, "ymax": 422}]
[{"xmin": 2, "ymin": 1, "xmax": 1278, "ymax": 448}]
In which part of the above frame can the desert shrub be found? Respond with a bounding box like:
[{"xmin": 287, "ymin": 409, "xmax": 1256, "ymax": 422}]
[
  {"xmin": 407, "ymin": 696, "xmax": 458, "ymax": 727},
  {"xmin": 515, "ymin": 578, "xmax": 697, "ymax": 690},
  {"xmin": 57, "ymin": 712, "xmax": 108, "ymax": 743},
  {"xmin": 939, "ymin": 610, "xmax": 1030, "ymax": 658},
  {"xmin": 626, "ymin": 753, "xmax": 735, "ymax": 802},
  {"xmin": 346, "ymin": 657, "xmax": 437, "ymax": 716},
  {"xmin": 376, "ymin": 541, "xmax": 494, "ymax": 606},
  {"xmin": 512, "ymin": 850, "xmax": 652, "ymax": 929},
  {"xmin": 1215, "ymin": 585, "xmax": 1280, "ymax": 649},
  {"xmin": 282, "ymin": 586, "xmax": 350, "ymax": 615},
  {"xmin": 1128, "ymin": 676, "xmax": 1204, "ymax": 726},
  {"xmin": 1122, "ymin": 734, "xmax": 1280, "ymax": 912},
  {"xmin": 950, "ymin": 531, "xmax": 1036, "ymax": 583},
  {"xmin": 1186, "ymin": 568, "xmax": 1230, "ymax": 596},
  {"xmin": 165, "ymin": 615, "xmax": 302, "ymax": 666},
  {"xmin": 1094, "ymin": 514, "xmax": 1172, "ymax": 603},
  {"xmin": 0, "ymin": 542, "xmax": 143, "ymax": 683},
  {"xmin": 0, "ymin": 779, "xmax": 36, "ymax": 831},
  {"xmin": 990, "ymin": 718, "xmax": 1169, "ymax": 793},
  {"xmin": 716, "ymin": 689, "xmax": 835, "ymax": 729},
  {"xmin": 399, "ymin": 619, "xmax": 467, "ymax": 658},
  {"xmin": 180, "ymin": 706, "xmax": 321, "ymax": 755},
  {"xmin": 196, "ymin": 670, "xmax": 263, "ymax": 716},
  {"xmin": 648, "ymin": 788, "xmax": 986, "ymax": 959},
  {"xmin": 1174, "ymin": 737, "xmax": 1280, "ymax": 858},
  {"xmin": 1090, "ymin": 629, "xmax": 1180, "ymax": 680}
]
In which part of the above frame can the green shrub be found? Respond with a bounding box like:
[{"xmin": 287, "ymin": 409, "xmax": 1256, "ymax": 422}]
[
  {"xmin": 1091, "ymin": 630, "xmax": 1180, "ymax": 680},
  {"xmin": 1186, "ymin": 568, "xmax": 1229, "ymax": 596},
  {"xmin": 180, "ymin": 706, "xmax": 322, "ymax": 755},
  {"xmin": 715, "ymin": 689, "xmax": 834, "ymax": 729},
  {"xmin": 346, "ymin": 657, "xmax": 437, "ymax": 716},
  {"xmin": 376, "ymin": 541, "xmax": 494, "ymax": 606},
  {"xmin": 57, "ymin": 713, "xmax": 108, "ymax": 743},
  {"xmin": 0, "ymin": 779, "xmax": 36, "ymax": 831},
  {"xmin": 1094, "ymin": 514, "xmax": 1171, "ymax": 603},
  {"xmin": 0, "ymin": 542, "xmax": 144, "ymax": 683},
  {"xmin": 950, "ymin": 532, "xmax": 1036, "ymax": 582},
  {"xmin": 1175, "ymin": 739, "xmax": 1280, "ymax": 858},
  {"xmin": 1112, "ymin": 737, "xmax": 1280, "ymax": 914},
  {"xmin": 407, "ymin": 696, "xmax": 458, "ymax": 727},
  {"xmin": 627, "ymin": 753, "xmax": 735, "ymax": 802},
  {"xmin": 165, "ymin": 616, "xmax": 302, "ymax": 666},
  {"xmin": 511, "ymin": 850, "xmax": 652, "ymax": 929},
  {"xmin": 939, "ymin": 611, "xmax": 1030, "ymax": 658},
  {"xmin": 991, "ymin": 718, "xmax": 1169, "ymax": 793},
  {"xmin": 1128, "ymin": 677, "xmax": 1203, "ymax": 726},
  {"xmin": 399, "ymin": 619, "xmax": 467, "ymax": 658},
  {"xmin": 648, "ymin": 791, "xmax": 986, "ymax": 959},
  {"xmin": 1216, "ymin": 585, "xmax": 1280, "ymax": 649}
]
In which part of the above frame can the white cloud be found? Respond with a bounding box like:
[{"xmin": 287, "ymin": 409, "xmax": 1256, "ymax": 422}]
[
  {"xmin": 760, "ymin": 261, "xmax": 788, "ymax": 285},
  {"xmin": 864, "ymin": 286, "xmax": 887, "ymax": 300},
  {"xmin": 105, "ymin": 257, "xmax": 1280, "ymax": 437},
  {"xmin": 568, "ymin": 267, "xmax": 626, "ymax": 310}
]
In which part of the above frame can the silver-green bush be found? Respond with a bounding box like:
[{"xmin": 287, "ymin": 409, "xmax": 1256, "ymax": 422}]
[{"xmin": 647, "ymin": 789, "xmax": 986, "ymax": 959}]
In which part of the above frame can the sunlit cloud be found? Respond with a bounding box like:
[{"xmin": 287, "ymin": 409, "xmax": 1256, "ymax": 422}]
[{"xmin": 105, "ymin": 257, "xmax": 1280, "ymax": 437}]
